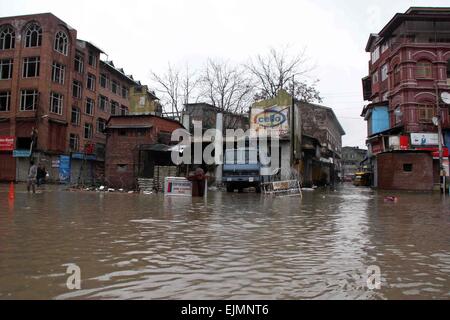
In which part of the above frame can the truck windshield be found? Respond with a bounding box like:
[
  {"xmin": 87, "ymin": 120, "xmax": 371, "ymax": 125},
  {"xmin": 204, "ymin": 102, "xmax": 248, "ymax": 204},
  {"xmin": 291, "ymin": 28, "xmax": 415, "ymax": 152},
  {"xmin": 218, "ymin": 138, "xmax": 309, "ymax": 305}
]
[{"xmin": 225, "ymin": 149, "xmax": 258, "ymax": 164}]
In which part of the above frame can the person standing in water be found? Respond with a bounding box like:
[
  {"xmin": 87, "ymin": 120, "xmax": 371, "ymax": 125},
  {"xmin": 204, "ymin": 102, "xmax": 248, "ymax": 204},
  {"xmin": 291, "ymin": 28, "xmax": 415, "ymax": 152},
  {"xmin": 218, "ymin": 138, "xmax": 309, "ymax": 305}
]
[{"xmin": 27, "ymin": 160, "xmax": 38, "ymax": 194}]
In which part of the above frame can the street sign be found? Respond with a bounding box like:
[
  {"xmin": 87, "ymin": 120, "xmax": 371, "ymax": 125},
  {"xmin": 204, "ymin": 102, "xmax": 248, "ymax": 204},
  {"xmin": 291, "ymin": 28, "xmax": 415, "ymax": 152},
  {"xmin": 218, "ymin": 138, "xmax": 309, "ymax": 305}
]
[
  {"xmin": 0, "ymin": 136, "xmax": 14, "ymax": 151},
  {"xmin": 164, "ymin": 177, "xmax": 192, "ymax": 197}
]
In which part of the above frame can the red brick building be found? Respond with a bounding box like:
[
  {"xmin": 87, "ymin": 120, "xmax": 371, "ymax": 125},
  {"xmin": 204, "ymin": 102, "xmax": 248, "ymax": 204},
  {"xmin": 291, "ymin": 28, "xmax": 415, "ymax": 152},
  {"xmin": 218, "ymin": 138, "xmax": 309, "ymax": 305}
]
[
  {"xmin": 361, "ymin": 7, "xmax": 450, "ymax": 190},
  {"xmin": 0, "ymin": 13, "xmax": 144, "ymax": 183},
  {"xmin": 105, "ymin": 115, "xmax": 184, "ymax": 189}
]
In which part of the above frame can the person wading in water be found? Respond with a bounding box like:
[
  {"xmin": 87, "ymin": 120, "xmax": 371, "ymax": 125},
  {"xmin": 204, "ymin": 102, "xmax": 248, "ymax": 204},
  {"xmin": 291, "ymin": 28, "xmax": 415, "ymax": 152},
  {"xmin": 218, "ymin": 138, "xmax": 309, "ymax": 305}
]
[{"xmin": 27, "ymin": 160, "xmax": 38, "ymax": 194}]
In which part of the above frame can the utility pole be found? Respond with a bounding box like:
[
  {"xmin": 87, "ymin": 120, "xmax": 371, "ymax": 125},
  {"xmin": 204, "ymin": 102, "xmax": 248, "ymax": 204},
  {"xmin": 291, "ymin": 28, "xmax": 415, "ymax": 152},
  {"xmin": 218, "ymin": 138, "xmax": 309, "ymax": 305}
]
[{"xmin": 435, "ymin": 82, "xmax": 445, "ymax": 195}]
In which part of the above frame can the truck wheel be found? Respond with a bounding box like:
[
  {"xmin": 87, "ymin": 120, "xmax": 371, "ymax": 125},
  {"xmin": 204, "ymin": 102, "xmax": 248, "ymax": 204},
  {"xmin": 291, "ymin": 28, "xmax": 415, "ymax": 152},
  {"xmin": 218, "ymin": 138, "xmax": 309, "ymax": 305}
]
[
  {"xmin": 255, "ymin": 186, "xmax": 262, "ymax": 194},
  {"xmin": 226, "ymin": 185, "xmax": 234, "ymax": 193}
]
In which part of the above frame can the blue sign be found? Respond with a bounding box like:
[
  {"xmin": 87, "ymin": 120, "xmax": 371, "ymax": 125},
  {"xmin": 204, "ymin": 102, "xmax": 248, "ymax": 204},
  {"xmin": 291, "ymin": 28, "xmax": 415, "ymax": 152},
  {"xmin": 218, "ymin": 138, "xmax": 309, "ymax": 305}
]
[
  {"xmin": 71, "ymin": 153, "xmax": 97, "ymax": 161},
  {"xmin": 13, "ymin": 150, "xmax": 31, "ymax": 158},
  {"xmin": 59, "ymin": 155, "xmax": 71, "ymax": 183}
]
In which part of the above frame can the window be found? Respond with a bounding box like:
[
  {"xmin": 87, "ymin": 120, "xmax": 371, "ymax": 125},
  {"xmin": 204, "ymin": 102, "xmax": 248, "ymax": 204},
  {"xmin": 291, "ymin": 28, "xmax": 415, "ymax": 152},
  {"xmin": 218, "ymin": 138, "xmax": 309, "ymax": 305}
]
[
  {"xmin": 418, "ymin": 104, "xmax": 435, "ymax": 122},
  {"xmin": 120, "ymin": 105, "xmax": 128, "ymax": 115},
  {"xmin": 72, "ymin": 80, "xmax": 82, "ymax": 99},
  {"xmin": 51, "ymin": 62, "xmax": 65, "ymax": 84},
  {"xmin": 403, "ymin": 164, "xmax": 413, "ymax": 172},
  {"xmin": 84, "ymin": 123, "xmax": 93, "ymax": 139},
  {"xmin": 394, "ymin": 65, "xmax": 401, "ymax": 85},
  {"xmin": 0, "ymin": 58, "xmax": 13, "ymax": 80},
  {"xmin": 381, "ymin": 41, "xmax": 389, "ymax": 53},
  {"xmin": 96, "ymin": 118, "xmax": 107, "ymax": 133},
  {"xmin": 88, "ymin": 51, "xmax": 96, "ymax": 67},
  {"xmin": 0, "ymin": 91, "xmax": 10, "ymax": 111},
  {"xmin": 100, "ymin": 73, "xmax": 108, "ymax": 88},
  {"xmin": 69, "ymin": 134, "xmax": 79, "ymax": 152},
  {"xmin": 111, "ymin": 80, "xmax": 119, "ymax": 94},
  {"xmin": 394, "ymin": 106, "xmax": 402, "ymax": 124},
  {"xmin": 119, "ymin": 130, "xmax": 127, "ymax": 136},
  {"xmin": 71, "ymin": 107, "xmax": 80, "ymax": 125},
  {"xmin": 416, "ymin": 61, "xmax": 432, "ymax": 78},
  {"xmin": 371, "ymin": 46, "xmax": 380, "ymax": 63},
  {"xmin": 74, "ymin": 54, "xmax": 84, "ymax": 73},
  {"xmin": 110, "ymin": 100, "xmax": 118, "ymax": 115},
  {"xmin": 447, "ymin": 59, "xmax": 450, "ymax": 82},
  {"xmin": 54, "ymin": 31, "xmax": 69, "ymax": 55},
  {"xmin": 372, "ymin": 71, "xmax": 379, "ymax": 84},
  {"xmin": 20, "ymin": 89, "xmax": 38, "ymax": 111},
  {"xmin": 121, "ymin": 86, "xmax": 128, "ymax": 99},
  {"xmin": 381, "ymin": 63, "xmax": 389, "ymax": 81},
  {"xmin": 24, "ymin": 23, "xmax": 42, "ymax": 47},
  {"xmin": 49, "ymin": 92, "xmax": 63, "ymax": 115},
  {"xmin": 0, "ymin": 25, "xmax": 15, "ymax": 50},
  {"xmin": 87, "ymin": 73, "xmax": 96, "ymax": 91},
  {"xmin": 23, "ymin": 57, "xmax": 40, "ymax": 78},
  {"xmin": 85, "ymin": 98, "xmax": 94, "ymax": 115},
  {"xmin": 99, "ymin": 95, "xmax": 108, "ymax": 111}
]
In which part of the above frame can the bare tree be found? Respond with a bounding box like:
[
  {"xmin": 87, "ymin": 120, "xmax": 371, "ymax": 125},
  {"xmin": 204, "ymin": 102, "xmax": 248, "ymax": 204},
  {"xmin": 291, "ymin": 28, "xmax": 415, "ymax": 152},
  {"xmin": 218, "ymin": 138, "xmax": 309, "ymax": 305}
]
[
  {"xmin": 150, "ymin": 63, "xmax": 180, "ymax": 119},
  {"xmin": 150, "ymin": 63, "xmax": 200, "ymax": 120},
  {"xmin": 247, "ymin": 46, "xmax": 322, "ymax": 103},
  {"xmin": 200, "ymin": 59, "xmax": 253, "ymax": 111}
]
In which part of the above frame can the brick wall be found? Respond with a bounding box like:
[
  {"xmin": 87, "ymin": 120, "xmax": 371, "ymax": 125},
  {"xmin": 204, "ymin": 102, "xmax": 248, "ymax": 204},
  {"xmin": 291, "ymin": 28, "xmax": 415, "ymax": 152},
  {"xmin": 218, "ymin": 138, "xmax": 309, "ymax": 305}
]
[{"xmin": 377, "ymin": 152, "xmax": 434, "ymax": 191}]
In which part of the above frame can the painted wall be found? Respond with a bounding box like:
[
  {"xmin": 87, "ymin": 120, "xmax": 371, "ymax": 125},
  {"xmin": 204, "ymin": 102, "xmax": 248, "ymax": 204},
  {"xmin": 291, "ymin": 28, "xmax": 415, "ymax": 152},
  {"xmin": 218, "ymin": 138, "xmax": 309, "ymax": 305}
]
[{"xmin": 371, "ymin": 106, "xmax": 390, "ymax": 135}]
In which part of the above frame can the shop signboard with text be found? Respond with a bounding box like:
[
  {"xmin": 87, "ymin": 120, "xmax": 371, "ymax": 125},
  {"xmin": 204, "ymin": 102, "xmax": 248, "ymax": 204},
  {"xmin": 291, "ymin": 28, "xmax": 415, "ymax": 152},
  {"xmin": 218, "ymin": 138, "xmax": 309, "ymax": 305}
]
[{"xmin": 0, "ymin": 136, "xmax": 14, "ymax": 151}]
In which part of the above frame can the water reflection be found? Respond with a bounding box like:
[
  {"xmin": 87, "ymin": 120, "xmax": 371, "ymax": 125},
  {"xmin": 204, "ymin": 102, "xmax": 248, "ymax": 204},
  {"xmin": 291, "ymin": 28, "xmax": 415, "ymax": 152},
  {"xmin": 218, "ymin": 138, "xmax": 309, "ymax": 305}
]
[{"xmin": 0, "ymin": 184, "xmax": 449, "ymax": 300}]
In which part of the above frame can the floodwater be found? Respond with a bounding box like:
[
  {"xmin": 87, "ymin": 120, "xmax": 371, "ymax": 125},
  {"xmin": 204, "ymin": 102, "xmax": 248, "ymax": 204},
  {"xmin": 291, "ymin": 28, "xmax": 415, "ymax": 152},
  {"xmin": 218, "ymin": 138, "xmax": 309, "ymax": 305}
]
[{"xmin": 0, "ymin": 184, "xmax": 449, "ymax": 300}]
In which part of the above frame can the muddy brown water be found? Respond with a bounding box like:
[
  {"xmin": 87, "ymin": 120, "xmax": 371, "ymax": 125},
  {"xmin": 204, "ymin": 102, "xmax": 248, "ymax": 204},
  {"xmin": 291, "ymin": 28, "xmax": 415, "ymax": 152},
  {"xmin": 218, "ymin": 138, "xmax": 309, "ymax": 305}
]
[{"xmin": 0, "ymin": 184, "xmax": 449, "ymax": 300}]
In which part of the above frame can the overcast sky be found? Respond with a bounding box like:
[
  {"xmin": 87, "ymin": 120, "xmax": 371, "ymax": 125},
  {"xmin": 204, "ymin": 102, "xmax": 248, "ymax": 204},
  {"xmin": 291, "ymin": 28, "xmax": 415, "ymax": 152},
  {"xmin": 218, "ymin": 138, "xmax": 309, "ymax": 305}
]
[{"xmin": 1, "ymin": 0, "xmax": 449, "ymax": 148}]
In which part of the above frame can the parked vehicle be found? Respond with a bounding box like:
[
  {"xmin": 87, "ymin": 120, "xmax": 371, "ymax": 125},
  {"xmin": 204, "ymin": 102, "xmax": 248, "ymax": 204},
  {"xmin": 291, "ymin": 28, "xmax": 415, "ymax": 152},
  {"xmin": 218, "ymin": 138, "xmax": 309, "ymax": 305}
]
[
  {"xmin": 353, "ymin": 172, "xmax": 371, "ymax": 187},
  {"xmin": 223, "ymin": 148, "xmax": 262, "ymax": 193}
]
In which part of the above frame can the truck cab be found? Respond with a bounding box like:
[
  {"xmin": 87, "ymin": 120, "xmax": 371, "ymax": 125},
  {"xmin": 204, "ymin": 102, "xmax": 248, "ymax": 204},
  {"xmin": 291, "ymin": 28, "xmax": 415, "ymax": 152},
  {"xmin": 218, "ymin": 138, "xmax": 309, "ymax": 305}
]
[{"xmin": 223, "ymin": 148, "xmax": 262, "ymax": 193}]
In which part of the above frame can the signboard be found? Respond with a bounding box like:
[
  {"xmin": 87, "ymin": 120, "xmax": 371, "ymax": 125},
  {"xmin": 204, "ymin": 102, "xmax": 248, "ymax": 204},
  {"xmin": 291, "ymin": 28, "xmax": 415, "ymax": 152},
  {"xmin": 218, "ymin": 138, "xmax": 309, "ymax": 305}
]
[
  {"xmin": 0, "ymin": 136, "xmax": 14, "ymax": 151},
  {"xmin": 71, "ymin": 153, "xmax": 97, "ymax": 161},
  {"xmin": 52, "ymin": 160, "xmax": 60, "ymax": 168},
  {"xmin": 59, "ymin": 155, "xmax": 71, "ymax": 183},
  {"xmin": 415, "ymin": 147, "xmax": 449, "ymax": 159},
  {"xmin": 443, "ymin": 159, "xmax": 449, "ymax": 177},
  {"xmin": 250, "ymin": 106, "xmax": 290, "ymax": 137},
  {"xmin": 164, "ymin": 177, "xmax": 192, "ymax": 197},
  {"xmin": 411, "ymin": 133, "xmax": 440, "ymax": 146},
  {"xmin": 13, "ymin": 150, "xmax": 31, "ymax": 158}
]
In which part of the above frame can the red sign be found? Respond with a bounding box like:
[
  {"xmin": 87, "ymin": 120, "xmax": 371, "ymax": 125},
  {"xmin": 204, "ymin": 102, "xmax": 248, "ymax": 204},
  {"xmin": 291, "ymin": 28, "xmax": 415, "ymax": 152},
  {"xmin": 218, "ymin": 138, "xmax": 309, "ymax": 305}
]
[
  {"xmin": 0, "ymin": 136, "xmax": 14, "ymax": 151},
  {"xmin": 84, "ymin": 143, "xmax": 95, "ymax": 154},
  {"xmin": 400, "ymin": 135, "xmax": 409, "ymax": 150},
  {"xmin": 415, "ymin": 147, "xmax": 449, "ymax": 158}
]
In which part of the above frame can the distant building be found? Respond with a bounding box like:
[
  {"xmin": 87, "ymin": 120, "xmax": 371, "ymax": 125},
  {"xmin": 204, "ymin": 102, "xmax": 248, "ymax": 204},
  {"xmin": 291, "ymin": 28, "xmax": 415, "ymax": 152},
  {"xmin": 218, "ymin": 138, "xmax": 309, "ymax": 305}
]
[
  {"xmin": 128, "ymin": 83, "xmax": 162, "ymax": 116},
  {"xmin": 105, "ymin": 115, "xmax": 184, "ymax": 189},
  {"xmin": 342, "ymin": 147, "xmax": 368, "ymax": 180},
  {"xmin": 183, "ymin": 103, "xmax": 249, "ymax": 133},
  {"xmin": 361, "ymin": 7, "xmax": 450, "ymax": 191}
]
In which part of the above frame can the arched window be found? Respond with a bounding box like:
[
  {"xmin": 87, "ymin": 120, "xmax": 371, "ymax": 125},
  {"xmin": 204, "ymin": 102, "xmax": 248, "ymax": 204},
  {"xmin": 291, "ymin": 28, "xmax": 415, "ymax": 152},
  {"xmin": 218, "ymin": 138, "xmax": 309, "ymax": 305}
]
[
  {"xmin": 24, "ymin": 23, "xmax": 42, "ymax": 48},
  {"xmin": 0, "ymin": 25, "xmax": 15, "ymax": 50},
  {"xmin": 416, "ymin": 60, "xmax": 432, "ymax": 78},
  {"xmin": 393, "ymin": 65, "xmax": 401, "ymax": 85},
  {"xmin": 54, "ymin": 31, "xmax": 68, "ymax": 55}
]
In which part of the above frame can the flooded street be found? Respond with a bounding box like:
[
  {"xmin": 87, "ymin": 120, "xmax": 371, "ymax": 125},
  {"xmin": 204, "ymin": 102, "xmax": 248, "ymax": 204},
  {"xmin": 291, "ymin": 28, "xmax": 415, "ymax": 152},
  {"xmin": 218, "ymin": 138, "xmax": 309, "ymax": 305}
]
[{"xmin": 0, "ymin": 184, "xmax": 449, "ymax": 300}]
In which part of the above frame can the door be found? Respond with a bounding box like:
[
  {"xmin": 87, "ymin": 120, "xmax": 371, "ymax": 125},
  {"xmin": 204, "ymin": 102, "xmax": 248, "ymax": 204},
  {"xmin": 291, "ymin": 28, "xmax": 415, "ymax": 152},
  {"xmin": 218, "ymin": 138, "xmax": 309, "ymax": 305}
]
[{"xmin": 0, "ymin": 153, "xmax": 16, "ymax": 181}]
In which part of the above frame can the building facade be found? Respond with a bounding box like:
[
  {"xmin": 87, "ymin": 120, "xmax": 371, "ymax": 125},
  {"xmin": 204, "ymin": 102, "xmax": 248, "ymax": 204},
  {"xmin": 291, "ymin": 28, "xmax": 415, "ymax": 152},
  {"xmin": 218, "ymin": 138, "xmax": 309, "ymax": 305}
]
[
  {"xmin": 361, "ymin": 7, "xmax": 450, "ymax": 190},
  {"xmin": 299, "ymin": 102, "xmax": 346, "ymax": 186},
  {"xmin": 128, "ymin": 82, "xmax": 162, "ymax": 116},
  {"xmin": 105, "ymin": 115, "xmax": 184, "ymax": 189},
  {"xmin": 0, "ymin": 13, "xmax": 144, "ymax": 183},
  {"xmin": 341, "ymin": 147, "xmax": 368, "ymax": 181}
]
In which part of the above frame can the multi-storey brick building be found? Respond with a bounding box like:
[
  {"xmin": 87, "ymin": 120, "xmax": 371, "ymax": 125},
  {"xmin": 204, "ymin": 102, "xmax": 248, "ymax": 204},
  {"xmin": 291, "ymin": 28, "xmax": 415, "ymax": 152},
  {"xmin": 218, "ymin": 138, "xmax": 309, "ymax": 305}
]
[
  {"xmin": 361, "ymin": 7, "xmax": 450, "ymax": 191},
  {"xmin": 0, "ymin": 13, "xmax": 145, "ymax": 183}
]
